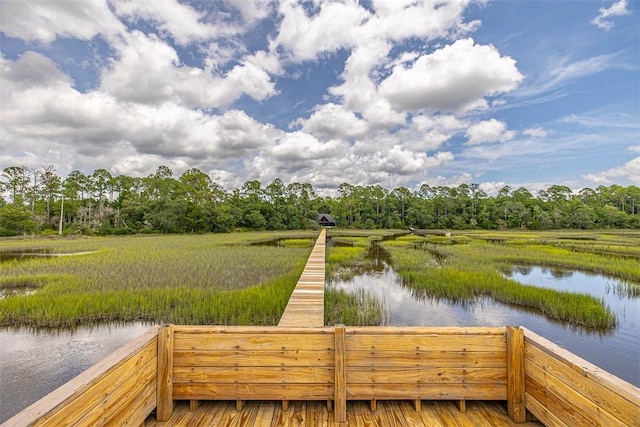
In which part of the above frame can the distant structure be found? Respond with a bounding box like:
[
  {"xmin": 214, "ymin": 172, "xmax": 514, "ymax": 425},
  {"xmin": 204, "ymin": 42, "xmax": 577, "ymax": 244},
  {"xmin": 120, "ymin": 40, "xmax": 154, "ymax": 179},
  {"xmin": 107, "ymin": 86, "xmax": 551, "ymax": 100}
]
[{"xmin": 318, "ymin": 213, "xmax": 336, "ymax": 227}]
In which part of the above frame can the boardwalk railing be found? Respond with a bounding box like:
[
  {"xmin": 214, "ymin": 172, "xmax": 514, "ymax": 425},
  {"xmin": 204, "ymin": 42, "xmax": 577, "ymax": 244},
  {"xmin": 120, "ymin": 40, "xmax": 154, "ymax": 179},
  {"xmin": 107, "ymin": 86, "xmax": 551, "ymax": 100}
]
[
  {"xmin": 522, "ymin": 327, "xmax": 639, "ymax": 426},
  {"xmin": 160, "ymin": 325, "xmax": 513, "ymax": 425},
  {"xmin": 3, "ymin": 327, "xmax": 159, "ymax": 427},
  {"xmin": 4, "ymin": 325, "xmax": 639, "ymax": 426}
]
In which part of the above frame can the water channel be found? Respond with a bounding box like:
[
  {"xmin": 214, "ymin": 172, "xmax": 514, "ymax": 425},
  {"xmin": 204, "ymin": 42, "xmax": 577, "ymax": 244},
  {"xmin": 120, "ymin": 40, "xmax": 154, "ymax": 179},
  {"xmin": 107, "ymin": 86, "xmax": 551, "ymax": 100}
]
[{"xmin": 328, "ymin": 244, "xmax": 640, "ymax": 388}]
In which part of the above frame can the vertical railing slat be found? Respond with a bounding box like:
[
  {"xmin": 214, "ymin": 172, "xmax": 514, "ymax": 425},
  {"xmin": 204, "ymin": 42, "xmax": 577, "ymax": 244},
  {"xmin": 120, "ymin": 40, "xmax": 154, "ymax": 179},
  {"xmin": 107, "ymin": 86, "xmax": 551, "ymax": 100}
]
[
  {"xmin": 334, "ymin": 325, "xmax": 347, "ymax": 426},
  {"xmin": 507, "ymin": 326, "xmax": 526, "ymax": 423},
  {"xmin": 156, "ymin": 324, "xmax": 174, "ymax": 422}
]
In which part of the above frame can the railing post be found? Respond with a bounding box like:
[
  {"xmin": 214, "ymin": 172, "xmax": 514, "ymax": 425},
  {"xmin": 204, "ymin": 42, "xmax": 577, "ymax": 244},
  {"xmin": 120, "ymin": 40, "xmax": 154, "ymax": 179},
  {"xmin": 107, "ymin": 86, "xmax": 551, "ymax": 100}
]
[
  {"xmin": 156, "ymin": 324, "xmax": 174, "ymax": 422},
  {"xmin": 507, "ymin": 326, "xmax": 526, "ymax": 423},
  {"xmin": 334, "ymin": 325, "xmax": 347, "ymax": 426}
]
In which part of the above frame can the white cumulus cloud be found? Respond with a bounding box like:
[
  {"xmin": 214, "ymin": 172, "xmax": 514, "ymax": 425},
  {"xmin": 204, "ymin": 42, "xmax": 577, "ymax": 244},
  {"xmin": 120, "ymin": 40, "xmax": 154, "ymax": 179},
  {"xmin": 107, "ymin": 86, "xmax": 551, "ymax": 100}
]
[
  {"xmin": 291, "ymin": 103, "xmax": 369, "ymax": 139},
  {"xmin": 111, "ymin": 0, "xmax": 235, "ymax": 44},
  {"xmin": 466, "ymin": 119, "xmax": 516, "ymax": 145},
  {"xmin": 0, "ymin": 0, "xmax": 125, "ymax": 43},
  {"xmin": 379, "ymin": 39, "xmax": 523, "ymax": 113},
  {"xmin": 100, "ymin": 31, "xmax": 277, "ymax": 108},
  {"xmin": 584, "ymin": 156, "xmax": 640, "ymax": 185}
]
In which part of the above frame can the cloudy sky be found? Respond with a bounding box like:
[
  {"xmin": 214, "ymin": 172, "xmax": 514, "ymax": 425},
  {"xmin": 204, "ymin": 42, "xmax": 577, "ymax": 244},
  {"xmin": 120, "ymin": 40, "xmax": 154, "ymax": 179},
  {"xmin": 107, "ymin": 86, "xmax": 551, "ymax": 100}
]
[{"xmin": 0, "ymin": 0, "xmax": 638, "ymax": 194}]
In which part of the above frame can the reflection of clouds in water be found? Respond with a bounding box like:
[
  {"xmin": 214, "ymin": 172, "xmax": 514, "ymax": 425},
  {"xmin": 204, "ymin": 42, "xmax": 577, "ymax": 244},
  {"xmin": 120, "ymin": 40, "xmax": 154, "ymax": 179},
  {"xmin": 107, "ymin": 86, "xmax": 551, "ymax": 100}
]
[
  {"xmin": 507, "ymin": 266, "xmax": 639, "ymax": 316},
  {"xmin": 0, "ymin": 323, "xmax": 154, "ymax": 423}
]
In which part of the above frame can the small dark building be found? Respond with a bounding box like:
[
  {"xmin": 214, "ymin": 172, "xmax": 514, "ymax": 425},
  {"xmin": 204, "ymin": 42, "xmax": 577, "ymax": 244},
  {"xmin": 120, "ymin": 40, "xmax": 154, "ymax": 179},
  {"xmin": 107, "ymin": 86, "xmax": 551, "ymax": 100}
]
[{"xmin": 318, "ymin": 213, "xmax": 336, "ymax": 227}]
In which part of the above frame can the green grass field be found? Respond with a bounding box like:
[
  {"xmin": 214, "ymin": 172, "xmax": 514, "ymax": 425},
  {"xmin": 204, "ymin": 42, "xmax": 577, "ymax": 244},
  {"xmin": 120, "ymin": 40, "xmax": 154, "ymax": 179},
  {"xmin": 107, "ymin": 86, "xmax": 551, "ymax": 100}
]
[
  {"xmin": 2, "ymin": 229, "xmax": 637, "ymax": 330},
  {"xmin": 0, "ymin": 232, "xmax": 316, "ymax": 328}
]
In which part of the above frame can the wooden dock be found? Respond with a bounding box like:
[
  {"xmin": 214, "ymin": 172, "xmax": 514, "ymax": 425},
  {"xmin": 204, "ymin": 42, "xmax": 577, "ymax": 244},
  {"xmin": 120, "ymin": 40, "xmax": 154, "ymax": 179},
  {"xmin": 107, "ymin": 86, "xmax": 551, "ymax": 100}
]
[
  {"xmin": 278, "ymin": 229, "xmax": 326, "ymax": 327},
  {"xmin": 3, "ymin": 229, "xmax": 640, "ymax": 427}
]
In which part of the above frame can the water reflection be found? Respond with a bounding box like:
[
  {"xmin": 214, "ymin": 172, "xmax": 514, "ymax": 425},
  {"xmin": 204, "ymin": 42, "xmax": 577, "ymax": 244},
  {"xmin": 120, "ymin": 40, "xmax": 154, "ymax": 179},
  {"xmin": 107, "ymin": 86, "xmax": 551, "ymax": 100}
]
[
  {"xmin": 0, "ymin": 287, "xmax": 38, "ymax": 299},
  {"xmin": 328, "ymin": 244, "xmax": 640, "ymax": 387},
  {"xmin": 0, "ymin": 249, "xmax": 53, "ymax": 262},
  {"xmin": 0, "ymin": 322, "xmax": 157, "ymax": 423},
  {"xmin": 504, "ymin": 265, "xmax": 640, "ymax": 302},
  {"xmin": 0, "ymin": 249, "xmax": 97, "ymax": 262},
  {"xmin": 250, "ymin": 238, "xmax": 314, "ymax": 248}
]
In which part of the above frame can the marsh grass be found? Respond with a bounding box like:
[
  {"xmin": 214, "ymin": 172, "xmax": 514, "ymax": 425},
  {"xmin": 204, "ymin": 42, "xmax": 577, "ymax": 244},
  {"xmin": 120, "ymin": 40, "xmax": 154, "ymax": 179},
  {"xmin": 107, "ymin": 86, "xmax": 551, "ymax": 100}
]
[
  {"xmin": 324, "ymin": 232, "xmax": 392, "ymax": 324},
  {"xmin": 278, "ymin": 238, "xmax": 315, "ymax": 248},
  {"xmin": 325, "ymin": 288, "xmax": 384, "ymax": 326},
  {"xmin": 325, "ymin": 236, "xmax": 371, "ymax": 280},
  {"xmin": 0, "ymin": 232, "xmax": 314, "ymax": 328},
  {"xmin": 382, "ymin": 230, "xmax": 640, "ymax": 329}
]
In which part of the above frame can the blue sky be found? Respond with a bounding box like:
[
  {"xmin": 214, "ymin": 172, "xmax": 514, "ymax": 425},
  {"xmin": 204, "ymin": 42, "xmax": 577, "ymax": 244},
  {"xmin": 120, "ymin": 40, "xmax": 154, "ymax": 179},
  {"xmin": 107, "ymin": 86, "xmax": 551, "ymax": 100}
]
[{"xmin": 0, "ymin": 0, "xmax": 638, "ymax": 195}]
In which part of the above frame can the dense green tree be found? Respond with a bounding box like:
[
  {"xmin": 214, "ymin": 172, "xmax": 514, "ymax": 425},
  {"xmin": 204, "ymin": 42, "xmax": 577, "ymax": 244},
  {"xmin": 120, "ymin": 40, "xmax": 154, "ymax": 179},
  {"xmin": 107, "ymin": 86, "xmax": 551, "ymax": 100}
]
[
  {"xmin": 40, "ymin": 165, "xmax": 61, "ymax": 226},
  {"xmin": 2, "ymin": 166, "xmax": 30, "ymax": 205},
  {"xmin": 0, "ymin": 204, "xmax": 36, "ymax": 235},
  {"xmin": 0, "ymin": 163, "xmax": 638, "ymax": 235}
]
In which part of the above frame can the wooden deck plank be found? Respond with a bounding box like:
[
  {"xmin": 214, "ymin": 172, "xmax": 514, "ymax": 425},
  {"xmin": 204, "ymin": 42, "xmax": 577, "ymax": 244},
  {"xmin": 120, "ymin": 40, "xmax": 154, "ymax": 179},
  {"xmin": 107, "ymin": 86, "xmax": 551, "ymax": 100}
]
[
  {"xmin": 385, "ymin": 401, "xmax": 416, "ymax": 427},
  {"xmin": 278, "ymin": 229, "xmax": 326, "ymax": 328},
  {"xmin": 398, "ymin": 400, "xmax": 428, "ymax": 426},
  {"xmin": 145, "ymin": 400, "xmax": 545, "ymax": 426},
  {"xmin": 428, "ymin": 401, "xmax": 463, "ymax": 427},
  {"xmin": 254, "ymin": 401, "xmax": 278, "ymax": 426},
  {"xmin": 348, "ymin": 401, "xmax": 378, "ymax": 427},
  {"xmin": 305, "ymin": 401, "xmax": 330, "ymax": 427},
  {"xmin": 440, "ymin": 400, "xmax": 476, "ymax": 427},
  {"xmin": 280, "ymin": 400, "xmax": 307, "ymax": 427}
]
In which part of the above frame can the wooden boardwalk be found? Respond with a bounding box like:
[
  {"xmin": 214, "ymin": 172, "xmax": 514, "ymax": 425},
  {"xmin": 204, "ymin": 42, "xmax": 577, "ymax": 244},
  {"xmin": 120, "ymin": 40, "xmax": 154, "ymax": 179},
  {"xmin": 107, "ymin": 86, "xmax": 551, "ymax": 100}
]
[
  {"xmin": 278, "ymin": 229, "xmax": 326, "ymax": 327},
  {"xmin": 145, "ymin": 399, "xmax": 544, "ymax": 426}
]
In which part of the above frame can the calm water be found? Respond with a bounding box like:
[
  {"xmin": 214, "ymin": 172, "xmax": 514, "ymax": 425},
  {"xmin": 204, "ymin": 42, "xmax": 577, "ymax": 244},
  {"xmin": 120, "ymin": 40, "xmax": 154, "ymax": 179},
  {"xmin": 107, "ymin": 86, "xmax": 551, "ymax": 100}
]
[
  {"xmin": 328, "ymin": 245, "xmax": 640, "ymax": 387},
  {"xmin": 0, "ymin": 322, "xmax": 156, "ymax": 423}
]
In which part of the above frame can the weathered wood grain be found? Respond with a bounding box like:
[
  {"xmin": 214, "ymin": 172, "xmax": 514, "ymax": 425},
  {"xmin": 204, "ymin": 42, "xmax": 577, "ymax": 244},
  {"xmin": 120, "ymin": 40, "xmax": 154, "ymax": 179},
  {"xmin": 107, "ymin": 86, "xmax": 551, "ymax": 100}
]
[
  {"xmin": 173, "ymin": 332, "xmax": 334, "ymax": 351},
  {"xmin": 174, "ymin": 349, "xmax": 334, "ymax": 367},
  {"xmin": 345, "ymin": 350, "xmax": 507, "ymax": 368},
  {"xmin": 346, "ymin": 366, "xmax": 507, "ymax": 384},
  {"xmin": 526, "ymin": 358, "xmax": 626, "ymax": 426},
  {"xmin": 173, "ymin": 383, "xmax": 335, "ymax": 401},
  {"xmin": 506, "ymin": 326, "xmax": 526, "ymax": 423},
  {"xmin": 345, "ymin": 383, "xmax": 508, "ymax": 400},
  {"xmin": 156, "ymin": 324, "xmax": 174, "ymax": 422},
  {"xmin": 334, "ymin": 325, "xmax": 347, "ymax": 426},
  {"xmin": 173, "ymin": 366, "xmax": 334, "ymax": 384},
  {"xmin": 345, "ymin": 333, "xmax": 506, "ymax": 352},
  {"xmin": 523, "ymin": 327, "xmax": 640, "ymax": 426}
]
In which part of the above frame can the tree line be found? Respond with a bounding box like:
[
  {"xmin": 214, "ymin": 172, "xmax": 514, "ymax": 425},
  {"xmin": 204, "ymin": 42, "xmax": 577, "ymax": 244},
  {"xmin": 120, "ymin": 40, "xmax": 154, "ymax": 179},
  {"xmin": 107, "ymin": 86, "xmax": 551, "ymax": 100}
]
[{"xmin": 1, "ymin": 165, "xmax": 638, "ymax": 236}]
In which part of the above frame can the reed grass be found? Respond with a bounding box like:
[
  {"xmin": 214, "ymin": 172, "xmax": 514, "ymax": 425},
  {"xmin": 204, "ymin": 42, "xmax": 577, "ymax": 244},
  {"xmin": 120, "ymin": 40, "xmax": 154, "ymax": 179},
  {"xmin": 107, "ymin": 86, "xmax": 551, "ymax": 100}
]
[
  {"xmin": 325, "ymin": 243, "xmax": 369, "ymax": 281},
  {"xmin": 0, "ymin": 232, "xmax": 313, "ymax": 328},
  {"xmin": 325, "ymin": 287, "xmax": 384, "ymax": 326},
  {"xmin": 324, "ymin": 233, "xmax": 390, "ymax": 325},
  {"xmin": 381, "ymin": 229, "xmax": 640, "ymax": 329}
]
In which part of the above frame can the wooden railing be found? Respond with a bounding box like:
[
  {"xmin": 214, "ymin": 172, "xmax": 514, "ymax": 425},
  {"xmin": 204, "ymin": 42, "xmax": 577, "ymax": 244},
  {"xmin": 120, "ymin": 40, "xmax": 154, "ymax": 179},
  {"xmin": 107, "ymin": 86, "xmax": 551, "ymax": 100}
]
[
  {"xmin": 522, "ymin": 327, "xmax": 640, "ymax": 426},
  {"xmin": 157, "ymin": 325, "xmax": 516, "ymax": 425},
  {"xmin": 170, "ymin": 325, "xmax": 335, "ymax": 406},
  {"xmin": 3, "ymin": 325, "xmax": 639, "ymax": 426},
  {"xmin": 3, "ymin": 326, "xmax": 159, "ymax": 427}
]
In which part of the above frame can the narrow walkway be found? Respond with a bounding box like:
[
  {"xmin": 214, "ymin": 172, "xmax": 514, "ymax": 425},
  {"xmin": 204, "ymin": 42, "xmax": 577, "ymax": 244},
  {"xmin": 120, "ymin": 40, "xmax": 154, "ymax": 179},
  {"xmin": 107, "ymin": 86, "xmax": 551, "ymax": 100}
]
[{"xmin": 278, "ymin": 229, "xmax": 326, "ymax": 327}]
